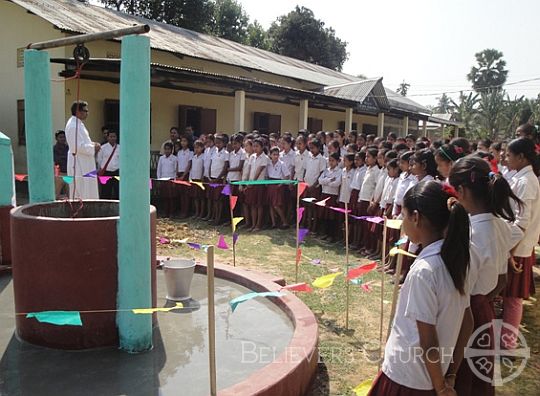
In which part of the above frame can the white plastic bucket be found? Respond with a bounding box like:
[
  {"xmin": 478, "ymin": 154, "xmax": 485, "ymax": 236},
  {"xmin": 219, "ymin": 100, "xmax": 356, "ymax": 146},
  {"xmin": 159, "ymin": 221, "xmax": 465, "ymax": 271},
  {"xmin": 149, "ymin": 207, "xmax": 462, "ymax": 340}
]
[{"xmin": 163, "ymin": 259, "xmax": 196, "ymax": 301}]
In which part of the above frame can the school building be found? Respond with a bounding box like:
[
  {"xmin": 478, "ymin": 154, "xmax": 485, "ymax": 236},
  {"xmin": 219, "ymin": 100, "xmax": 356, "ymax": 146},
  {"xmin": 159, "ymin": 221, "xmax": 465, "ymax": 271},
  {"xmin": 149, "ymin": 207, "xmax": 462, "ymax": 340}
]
[{"xmin": 0, "ymin": 0, "xmax": 456, "ymax": 172}]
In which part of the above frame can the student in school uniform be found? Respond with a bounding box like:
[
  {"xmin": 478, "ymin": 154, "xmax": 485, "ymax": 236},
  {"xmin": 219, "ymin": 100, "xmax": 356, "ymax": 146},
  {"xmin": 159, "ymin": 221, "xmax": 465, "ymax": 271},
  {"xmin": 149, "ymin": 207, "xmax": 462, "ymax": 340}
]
[
  {"xmin": 176, "ymin": 135, "xmax": 193, "ymax": 218},
  {"xmin": 186, "ymin": 140, "xmax": 205, "ymax": 218},
  {"xmin": 245, "ymin": 138, "xmax": 269, "ymax": 231},
  {"xmin": 349, "ymin": 152, "xmax": 367, "ymax": 249},
  {"xmin": 304, "ymin": 138, "xmax": 327, "ymax": 234},
  {"xmin": 502, "ymin": 138, "xmax": 540, "ymax": 349},
  {"xmin": 449, "ymin": 156, "xmax": 523, "ymax": 396},
  {"xmin": 338, "ymin": 154, "xmax": 356, "ymax": 242},
  {"xmin": 435, "ymin": 144, "xmax": 466, "ymax": 181},
  {"xmin": 280, "ymin": 135, "xmax": 296, "ymax": 221},
  {"xmin": 369, "ymin": 181, "xmax": 473, "ymax": 396},
  {"xmin": 97, "ymin": 130, "xmax": 120, "ymax": 200},
  {"xmin": 227, "ymin": 134, "xmax": 246, "ymax": 213},
  {"xmin": 208, "ymin": 134, "xmax": 229, "ymax": 225},
  {"xmin": 202, "ymin": 135, "xmax": 217, "ymax": 220},
  {"xmin": 267, "ymin": 147, "xmax": 291, "ymax": 229},
  {"xmin": 357, "ymin": 148, "xmax": 381, "ymax": 252},
  {"xmin": 318, "ymin": 152, "xmax": 342, "ymax": 242},
  {"xmin": 294, "ymin": 135, "xmax": 309, "ymax": 183},
  {"xmin": 156, "ymin": 142, "xmax": 178, "ymax": 218},
  {"xmin": 375, "ymin": 158, "xmax": 401, "ymax": 260},
  {"xmin": 392, "ymin": 151, "xmax": 415, "ymax": 218},
  {"xmin": 240, "ymin": 138, "xmax": 254, "ymax": 229}
]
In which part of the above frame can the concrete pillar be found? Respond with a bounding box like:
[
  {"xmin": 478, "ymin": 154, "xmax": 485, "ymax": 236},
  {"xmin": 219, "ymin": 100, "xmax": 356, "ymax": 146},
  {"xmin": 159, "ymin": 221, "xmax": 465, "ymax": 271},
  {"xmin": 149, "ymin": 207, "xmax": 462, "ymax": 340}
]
[
  {"xmin": 23, "ymin": 50, "xmax": 55, "ymax": 203},
  {"xmin": 117, "ymin": 35, "xmax": 152, "ymax": 353},
  {"xmin": 0, "ymin": 132, "xmax": 15, "ymax": 267},
  {"xmin": 377, "ymin": 112, "xmax": 385, "ymax": 137},
  {"xmin": 345, "ymin": 107, "xmax": 353, "ymax": 132},
  {"xmin": 234, "ymin": 90, "xmax": 245, "ymax": 132},
  {"xmin": 441, "ymin": 123, "xmax": 445, "ymax": 136},
  {"xmin": 422, "ymin": 120, "xmax": 428, "ymax": 137},
  {"xmin": 402, "ymin": 116, "xmax": 409, "ymax": 137},
  {"xmin": 299, "ymin": 99, "xmax": 308, "ymax": 131},
  {"xmin": 454, "ymin": 125, "xmax": 459, "ymax": 138}
]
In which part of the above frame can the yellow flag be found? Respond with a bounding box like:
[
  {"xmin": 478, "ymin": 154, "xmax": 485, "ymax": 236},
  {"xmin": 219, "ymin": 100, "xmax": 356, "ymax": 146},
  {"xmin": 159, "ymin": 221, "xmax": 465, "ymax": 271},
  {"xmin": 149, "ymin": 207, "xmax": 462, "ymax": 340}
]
[
  {"xmin": 232, "ymin": 217, "xmax": 244, "ymax": 232},
  {"xmin": 389, "ymin": 247, "xmax": 417, "ymax": 258},
  {"xmin": 193, "ymin": 181, "xmax": 205, "ymax": 190},
  {"xmin": 312, "ymin": 272, "xmax": 343, "ymax": 289},
  {"xmin": 386, "ymin": 219, "xmax": 402, "ymax": 230},
  {"xmin": 132, "ymin": 302, "xmax": 183, "ymax": 314},
  {"xmin": 114, "ymin": 176, "xmax": 120, "ymax": 181},
  {"xmin": 352, "ymin": 379, "xmax": 373, "ymax": 396}
]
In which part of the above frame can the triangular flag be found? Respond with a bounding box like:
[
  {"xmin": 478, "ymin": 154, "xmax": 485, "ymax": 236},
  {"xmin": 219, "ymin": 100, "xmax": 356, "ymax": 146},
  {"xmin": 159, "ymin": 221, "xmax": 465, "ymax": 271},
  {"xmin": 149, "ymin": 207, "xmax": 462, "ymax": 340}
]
[
  {"xmin": 132, "ymin": 302, "xmax": 183, "ymax": 314},
  {"xmin": 171, "ymin": 238, "xmax": 189, "ymax": 244},
  {"xmin": 172, "ymin": 179, "xmax": 191, "ymax": 186},
  {"xmin": 114, "ymin": 176, "xmax": 120, "ymax": 181},
  {"xmin": 230, "ymin": 195, "xmax": 238, "ymax": 211},
  {"xmin": 230, "ymin": 291, "xmax": 285, "ymax": 312},
  {"xmin": 296, "ymin": 248, "xmax": 302, "ymax": 264},
  {"xmin": 297, "ymin": 207, "xmax": 305, "ymax": 224},
  {"xmin": 15, "ymin": 174, "xmax": 27, "ymax": 182},
  {"xmin": 193, "ymin": 181, "xmax": 205, "ymax": 190},
  {"xmin": 187, "ymin": 242, "xmax": 201, "ymax": 250},
  {"xmin": 233, "ymin": 232, "xmax": 239, "ymax": 245},
  {"xmin": 366, "ymin": 216, "xmax": 385, "ymax": 224},
  {"xmin": 159, "ymin": 237, "xmax": 170, "ymax": 244},
  {"xmin": 280, "ymin": 282, "xmax": 313, "ymax": 293},
  {"xmin": 389, "ymin": 247, "xmax": 417, "ymax": 258},
  {"xmin": 386, "ymin": 219, "xmax": 403, "ymax": 230},
  {"xmin": 361, "ymin": 282, "xmax": 374, "ymax": 293},
  {"xmin": 353, "ymin": 379, "xmax": 373, "ymax": 396},
  {"xmin": 312, "ymin": 272, "xmax": 343, "ymax": 289},
  {"xmin": 83, "ymin": 170, "xmax": 97, "ymax": 178},
  {"xmin": 149, "ymin": 179, "xmax": 153, "ymax": 190},
  {"xmin": 98, "ymin": 176, "xmax": 111, "ymax": 185},
  {"xmin": 298, "ymin": 228, "xmax": 309, "ymax": 244},
  {"xmin": 217, "ymin": 235, "xmax": 229, "ymax": 250},
  {"xmin": 315, "ymin": 197, "xmax": 330, "ymax": 207},
  {"xmin": 298, "ymin": 182, "xmax": 308, "ymax": 197},
  {"xmin": 62, "ymin": 176, "xmax": 74, "ymax": 184},
  {"xmin": 395, "ymin": 236, "xmax": 408, "ymax": 246},
  {"xmin": 329, "ymin": 206, "xmax": 351, "ymax": 214},
  {"xmin": 302, "ymin": 197, "xmax": 317, "ymax": 203},
  {"xmin": 311, "ymin": 258, "xmax": 321, "ymax": 265},
  {"xmin": 209, "ymin": 183, "xmax": 221, "ymax": 188},
  {"xmin": 347, "ymin": 262, "xmax": 377, "ymax": 280},
  {"xmin": 221, "ymin": 184, "xmax": 231, "ymax": 196},
  {"xmin": 26, "ymin": 311, "xmax": 82, "ymax": 326},
  {"xmin": 232, "ymin": 217, "xmax": 244, "ymax": 232}
]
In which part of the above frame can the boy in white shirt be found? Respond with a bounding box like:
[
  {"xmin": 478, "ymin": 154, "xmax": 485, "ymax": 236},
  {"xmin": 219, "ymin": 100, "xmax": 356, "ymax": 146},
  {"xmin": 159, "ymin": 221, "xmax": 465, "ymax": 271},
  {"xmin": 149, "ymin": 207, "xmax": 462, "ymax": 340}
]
[
  {"xmin": 97, "ymin": 130, "xmax": 120, "ymax": 200},
  {"xmin": 208, "ymin": 134, "xmax": 229, "ymax": 225},
  {"xmin": 156, "ymin": 143, "xmax": 178, "ymax": 218},
  {"xmin": 176, "ymin": 135, "xmax": 194, "ymax": 218},
  {"xmin": 267, "ymin": 147, "xmax": 291, "ymax": 229},
  {"xmin": 318, "ymin": 152, "xmax": 342, "ymax": 241},
  {"xmin": 186, "ymin": 140, "xmax": 205, "ymax": 218}
]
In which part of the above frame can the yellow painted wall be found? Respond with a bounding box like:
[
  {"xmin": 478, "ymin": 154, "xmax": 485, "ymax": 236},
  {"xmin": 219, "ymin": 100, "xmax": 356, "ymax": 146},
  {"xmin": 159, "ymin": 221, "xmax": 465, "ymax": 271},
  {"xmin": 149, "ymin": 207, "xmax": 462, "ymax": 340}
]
[{"xmin": 0, "ymin": 1, "xmax": 66, "ymax": 172}]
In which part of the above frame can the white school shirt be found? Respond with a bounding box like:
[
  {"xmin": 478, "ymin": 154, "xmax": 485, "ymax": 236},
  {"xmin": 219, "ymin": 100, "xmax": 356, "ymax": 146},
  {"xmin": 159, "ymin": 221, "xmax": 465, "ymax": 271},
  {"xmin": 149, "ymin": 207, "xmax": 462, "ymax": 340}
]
[
  {"xmin": 176, "ymin": 148, "xmax": 193, "ymax": 173},
  {"xmin": 280, "ymin": 149, "xmax": 296, "ymax": 178},
  {"xmin": 383, "ymin": 240, "xmax": 470, "ymax": 390},
  {"xmin": 510, "ymin": 165, "xmax": 540, "ymax": 257},
  {"xmin": 97, "ymin": 143, "xmax": 120, "ymax": 172},
  {"xmin": 339, "ymin": 168, "xmax": 354, "ymax": 204},
  {"xmin": 210, "ymin": 148, "xmax": 229, "ymax": 179},
  {"xmin": 318, "ymin": 166, "xmax": 342, "ymax": 196},
  {"xmin": 392, "ymin": 173, "xmax": 415, "ymax": 215},
  {"xmin": 304, "ymin": 153, "xmax": 327, "ymax": 187},
  {"xmin": 189, "ymin": 153, "xmax": 204, "ymax": 180},
  {"xmin": 203, "ymin": 146, "xmax": 217, "ymax": 178},
  {"xmin": 157, "ymin": 154, "xmax": 178, "ymax": 179},
  {"xmin": 294, "ymin": 149, "xmax": 309, "ymax": 181},
  {"xmin": 249, "ymin": 153, "xmax": 269, "ymax": 180},
  {"xmin": 502, "ymin": 166, "xmax": 516, "ymax": 181},
  {"xmin": 380, "ymin": 177, "xmax": 399, "ymax": 209},
  {"xmin": 227, "ymin": 149, "xmax": 246, "ymax": 181},
  {"xmin": 267, "ymin": 159, "xmax": 291, "ymax": 179},
  {"xmin": 468, "ymin": 213, "xmax": 524, "ymax": 296},
  {"xmin": 340, "ymin": 146, "xmax": 348, "ymax": 158},
  {"xmin": 242, "ymin": 153, "xmax": 253, "ymax": 181},
  {"xmin": 350, "ymin": 165, "xmax": 367, "ymax": 193},
  {"xmin": 358, "ymin": 165, "xmax": 381, "ymax": 202},
  {"xmin": 372, "ymin": 168, "xmax": 388, "ymax": 203}
]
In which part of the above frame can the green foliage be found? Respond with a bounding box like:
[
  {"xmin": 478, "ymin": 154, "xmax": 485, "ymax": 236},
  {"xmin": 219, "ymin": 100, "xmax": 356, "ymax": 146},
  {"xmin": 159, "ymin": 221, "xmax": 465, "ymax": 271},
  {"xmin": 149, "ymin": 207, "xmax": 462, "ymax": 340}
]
[
  {"xmin": 467, "ymin": 48, "xmax": 508, "ymax": 92},
  {"xmin": 246, "ymin": 20, "xmax": 270, "ymax": 50},
  {"xmin": 396, "ymin": 81, "xmax": 410, "ymax": 97},
  {"xmin": 434, "ymin": 93, "xmax": 454, "ymax": 113},
  {"xmin": 267, "ymin": 6, "xmax": 348, "ymax": 71},
  {"xmin": 210, "ymin": 0, "xmax": 249, "ymax": 43}
]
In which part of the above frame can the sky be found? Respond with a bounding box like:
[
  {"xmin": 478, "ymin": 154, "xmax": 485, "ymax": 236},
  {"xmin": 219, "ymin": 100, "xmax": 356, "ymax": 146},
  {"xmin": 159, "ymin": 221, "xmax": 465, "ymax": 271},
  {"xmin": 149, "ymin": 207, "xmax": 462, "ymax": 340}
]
[{"xmin": 237, "ymin": 0, "xmax": 540, "ymax": 107}]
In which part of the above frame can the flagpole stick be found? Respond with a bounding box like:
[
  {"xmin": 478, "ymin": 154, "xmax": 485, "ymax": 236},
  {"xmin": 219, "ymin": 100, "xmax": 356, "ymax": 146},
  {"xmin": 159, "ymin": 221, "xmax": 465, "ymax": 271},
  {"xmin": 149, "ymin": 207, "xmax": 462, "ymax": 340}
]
[
  {"xmin": 206, "ymin": 245, "xmax": 217, "ymax": 396},
  {"xmin": 387, "ymin": 252, "xmax": 403, "ymax": 341},
  {"xmin": 378, "ymin": 218, "xmax": 388, "ymax": 371},
  {"xmin": 295, "ymin": 182, "xmax": 300, "ymax": 283},
  {"xmin": 229, "ymin": 193, "xmax": 236, "ymax": 267},
  {"xmin": 345, "ymin": 202, "xmax": 350, "ymax": 330}
]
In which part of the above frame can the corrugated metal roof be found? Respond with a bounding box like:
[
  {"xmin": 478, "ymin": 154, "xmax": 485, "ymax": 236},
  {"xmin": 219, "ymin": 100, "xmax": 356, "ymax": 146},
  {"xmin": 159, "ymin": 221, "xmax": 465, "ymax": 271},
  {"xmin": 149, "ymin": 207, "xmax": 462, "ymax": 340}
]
[
  {"xmin": 385, "ymin": 88, "xmax": 431, "ymax": 115},
  {"xmin": 322, "ymin": 78, "xmax": 389, "ymax": 110},
  {"xmin": 11, "ymin": 0, "xmax": 359, "ymax": 87}
]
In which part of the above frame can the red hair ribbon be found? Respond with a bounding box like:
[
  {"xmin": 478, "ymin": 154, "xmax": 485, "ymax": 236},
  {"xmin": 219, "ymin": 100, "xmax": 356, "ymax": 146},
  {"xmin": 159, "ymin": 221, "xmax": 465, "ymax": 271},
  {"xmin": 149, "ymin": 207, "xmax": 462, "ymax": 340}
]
[
  {"xmin": 488, "ymin": 158, "xmax": 499, "ymax": 174},
  {"xmin": 454, "ymin": 146, "xmax": 464, "ymax": 154},
  {"xmin": 441, "ymin": 183, "xmax": 458, "ymax": 198},
  {"xmin": 535, "ymin": 144, "xmax": 540, "ymax": 154}
]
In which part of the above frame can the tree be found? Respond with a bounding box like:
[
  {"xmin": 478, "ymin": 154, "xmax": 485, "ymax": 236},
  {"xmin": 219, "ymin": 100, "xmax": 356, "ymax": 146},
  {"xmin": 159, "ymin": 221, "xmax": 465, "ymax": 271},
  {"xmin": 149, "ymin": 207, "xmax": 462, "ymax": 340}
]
[
  {"xmin": 450, "ymin": 92, "xmax": 479, "ymax": 134},
  {"xmin": 245, "ymin": 21, "xmax": 270, "ymax": 50},
  {"xmin": 210, "ymin": 0, "xmax": 249, "ymax": 43},
  {"xmin": 477, "ymin": 91, "xmax": 506, "ymax": 139},
  {"xmin": 467, "ymin": 49, "xmax": 508, "ymax": 93},
  {"xmin": 396, "ymin": 80, "xmax": 410, "ymax": 96},
  {"xmin": 433, "ymin": 93, "xmax": 454, "ymax": 113},
  {"xmin": 267, "ymin": 6, "xmax": 348, "ymax": 71}
]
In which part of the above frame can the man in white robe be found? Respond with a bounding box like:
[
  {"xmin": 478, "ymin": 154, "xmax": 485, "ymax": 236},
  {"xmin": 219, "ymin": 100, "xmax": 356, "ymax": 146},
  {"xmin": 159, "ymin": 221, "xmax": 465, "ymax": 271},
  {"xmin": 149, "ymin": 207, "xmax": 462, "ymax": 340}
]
[{"xmin": 65, "ymin": 101, "xmax": 101, "ymax": 200}]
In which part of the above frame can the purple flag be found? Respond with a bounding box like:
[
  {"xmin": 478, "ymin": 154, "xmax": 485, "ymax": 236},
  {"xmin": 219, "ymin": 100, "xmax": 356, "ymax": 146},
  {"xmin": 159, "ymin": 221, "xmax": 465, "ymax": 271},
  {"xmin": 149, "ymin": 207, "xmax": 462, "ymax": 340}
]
[
  {"xmin": 297, "ymin": 207, "xmax": 305, "ymax": 224},
  {"xmin": 298, "ymin": 228, "xmax": 309, "ymax": 244},
  {"xmin": 221, "ymin": 184, "xmax": 231, "ymax": 196},
  {"xmin": 187, "ymin": 242, "xmax": 201, "ymax": 250},
  {"xmin": 233, "ymin": 232, "xmax": 239, "ymax": 245},
  {"xmin": 84, "ymin": 170, "xmax": 97, "ymax": 178}
]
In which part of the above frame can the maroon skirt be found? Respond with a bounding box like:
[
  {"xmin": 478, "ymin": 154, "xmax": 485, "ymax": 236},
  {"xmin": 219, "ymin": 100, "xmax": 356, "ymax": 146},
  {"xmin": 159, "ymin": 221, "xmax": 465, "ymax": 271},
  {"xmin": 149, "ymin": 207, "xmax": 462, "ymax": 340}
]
[
  {"xmin": 244, "ymin": 185, "xmax": 266, "ymax": 206},
  {"xmin": 504, "ymin": 254, "xmax": 536, "ymax": 299},
  {"xmin": 267, "ymin": 184, "xmax": 286, "ymax": 207},
  {"xmin": 189, "ymin": 179, "xmax": 204, "ymax": 199},
  {"xmin": 349, "ymin": 189, "xmax": 359, "ymax": 212},
  {"xmin": 319, "ymin": 193, "xmax": 338, "ymax": 220},
  {"xmin": 157, "ymin": 180, "xmax": 176, "ymax": 199},
  {"xmin": 209, "ymin": 180, "xmax": 225, "ymax": 201},
  {"xmin": 368, "ymin": 371, "xmax": 436, "ymax": 396},
  {"xmin": 305, "ymin": 185, "xmax": 322, "ymax": 201}
]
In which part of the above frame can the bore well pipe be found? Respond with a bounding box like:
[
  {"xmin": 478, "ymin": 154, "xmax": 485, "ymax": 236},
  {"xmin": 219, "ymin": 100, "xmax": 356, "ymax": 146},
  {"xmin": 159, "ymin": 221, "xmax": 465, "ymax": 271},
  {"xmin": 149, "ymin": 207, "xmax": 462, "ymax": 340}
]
[{"xmin": 27, "ymin": 25, "xmax": 150, "ymax": 50}]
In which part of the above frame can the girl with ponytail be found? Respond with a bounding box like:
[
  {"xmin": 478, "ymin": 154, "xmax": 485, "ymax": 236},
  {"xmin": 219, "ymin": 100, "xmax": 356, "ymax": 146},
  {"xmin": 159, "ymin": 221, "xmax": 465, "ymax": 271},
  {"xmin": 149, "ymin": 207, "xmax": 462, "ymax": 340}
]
[
  {"xmin": 369, "ymin": 180, "xmax": 473, "ymax": 396},
  {"xmin": 449, "ymin": 156, "xmax": 523, "ymax": 395}
]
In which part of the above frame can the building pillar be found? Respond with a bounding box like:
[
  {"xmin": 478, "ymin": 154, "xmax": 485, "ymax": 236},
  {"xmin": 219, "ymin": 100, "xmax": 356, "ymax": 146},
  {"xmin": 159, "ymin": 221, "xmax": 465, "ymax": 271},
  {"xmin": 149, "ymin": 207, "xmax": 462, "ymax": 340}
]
[
  {"xmin": 117, "ymin": 35, "xmax": 153, "ymax": 353},
  {"xmin": 23, "ymin": 49, "xmax": 55, "ymax": 203},
  {"xmin": 441, "ymin": 123, "xmax": 445, "ymax": 136},
  {"xmin": 345, "ymin": 107, "xmax": 353, "ymax": 132},
  {"xmin": 234, "ymin": 90, "xmax": 245, "ymax": 132},
  {"xmin": 454, "ymin": 125, "xmax": 459, "ymax": 138},
  {"xmin": 299, "ymin": 99, "xmax": 308, "ymax": 131},
  {"xmin": 0, "ymin": 132, "xmax": 15, "ymax": 267},
  {"xmin": 377, "ymin": 112, "xmax": 385, "ymax": 138},
  {"xmin": 402, "ymin": 116, "xmax": 409, "ymax": 137},
  {"xmin": 422, "ymin": 120, "xmax": 428, "ymax": 137}
]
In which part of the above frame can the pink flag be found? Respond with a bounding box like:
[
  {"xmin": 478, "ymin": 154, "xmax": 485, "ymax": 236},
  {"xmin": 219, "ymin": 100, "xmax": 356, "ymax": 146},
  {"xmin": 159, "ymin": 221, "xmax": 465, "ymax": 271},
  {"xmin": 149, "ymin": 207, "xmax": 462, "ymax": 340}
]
[
  {"xmin": 329, "ymin": 206, "xmax": 351, "ymax": 214},
  {"xmin": 366, "ymin": 216, "xmax": 384, "ymax": 224},
  {"xmin": 217, "ymin": 235, "xmax": 229, "ymax": 250},
  {"xmin": 159, "ymin": 237, "xmax": 170, "ymax": 244},
  {"xmin": 172, "ymin": 179, "xmax": 191, "ymax": 186},
  {"xmin": 98, "ymin": 176, "xmax": 111, "ymax": 185},
  {"xmin": 297, "ymin": 207, "xmax": 305, "ymax": 224},
  {"xmin": 346, "ymin": 262, "xmax": 377, "ymax": 280},
  {"xmin": 298, "ymin": 228, "xmax": 309, "ymax": 244},
  {"xmin": 149, "ymin": 179, "xmax": 153, "ymax": 190},
  {"xmin": 281, "ymin": 282, "xmax": 313, "ymax": 293},
  {"xmin": 315, "ymin": 197, "xmax": 330, "ymax": 207},
  {"xmin": 15, "ymin": 174, "xmax": 27, "ymax": 182},
  {"xmin": 230, "ymin": 196, "xmax": 238, "ymax": 211},
  {"xmin": 297, "ymin": 182, "xmax": 308, "ymax": 197}
]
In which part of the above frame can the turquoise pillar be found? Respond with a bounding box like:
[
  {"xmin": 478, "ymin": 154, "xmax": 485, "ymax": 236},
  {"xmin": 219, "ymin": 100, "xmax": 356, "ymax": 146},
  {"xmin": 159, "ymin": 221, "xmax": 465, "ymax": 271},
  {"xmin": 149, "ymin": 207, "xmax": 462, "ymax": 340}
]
[
  {"xmin": 23, "ymin": 50, "xmax": 55, "ymax": 203},
  {"xmin": 0, "ymin": 133, "xmax": 15, "ymax": 206},
  {"xmin": 117, "ymin": 35, "xmax": 152, "ymax": 353}
]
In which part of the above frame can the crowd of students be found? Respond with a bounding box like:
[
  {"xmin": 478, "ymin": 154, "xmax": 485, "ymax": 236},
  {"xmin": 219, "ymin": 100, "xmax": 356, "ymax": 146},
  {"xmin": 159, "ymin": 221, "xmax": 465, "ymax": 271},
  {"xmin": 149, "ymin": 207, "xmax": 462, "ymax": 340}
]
[{"xmin": 155, "ymin": 123, "xmax": 540, "ymax": 396}]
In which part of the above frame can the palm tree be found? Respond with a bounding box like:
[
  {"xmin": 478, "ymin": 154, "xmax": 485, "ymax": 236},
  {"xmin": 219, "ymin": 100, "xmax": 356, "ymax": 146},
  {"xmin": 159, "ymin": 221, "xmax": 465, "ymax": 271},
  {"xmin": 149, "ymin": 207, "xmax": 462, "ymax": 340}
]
[
  {"xmin": 396, "ymin": 80, "xmax": 410, "ymax": 96},
  {"xmin": 467, "ymin": 49, "xmax": 508, "ymax": 93},
  {"xmin": 477, "ymin": 91, "xmax": 506, "ymax": 139},
  {"xmin": 451, "ymin": 92, "xmax": 479, "ymax": 135},
  {"xmin": 433, "ymin": 93, "xmax": 454, "ymax": 113}
]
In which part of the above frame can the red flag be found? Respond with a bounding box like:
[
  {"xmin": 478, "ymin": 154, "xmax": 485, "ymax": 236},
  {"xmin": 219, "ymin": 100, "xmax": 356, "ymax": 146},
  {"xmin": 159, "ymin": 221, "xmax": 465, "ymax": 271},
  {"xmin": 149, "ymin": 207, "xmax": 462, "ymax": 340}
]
[
  {"xmin": 296, "ymin": 248, "xmax": 302, "ymax": 264},
  {"xmin": 281, "ymin": 282, "xmax": 313, "ymax": 293},
  {"xmin": 172, "ymin": 179, "xmax": 191, "ymax": 186},
  {"xmin": 346, "ymin": 262, "xmax": 377, "ymax": 280},
  {"xmin": 15, "ymin": 174, "xmax": 27, "ymax": 182},
  {"xmin": 230, "ymin": 195, "xmax": 238, "ymax": 211},
  {"xmin": 298, "ymin": 182, "xmax": 308, "ymax": 197}
]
